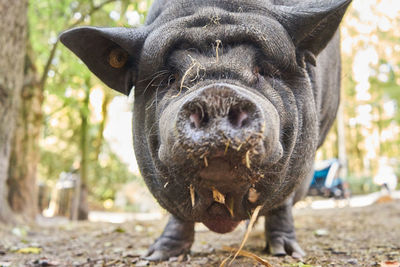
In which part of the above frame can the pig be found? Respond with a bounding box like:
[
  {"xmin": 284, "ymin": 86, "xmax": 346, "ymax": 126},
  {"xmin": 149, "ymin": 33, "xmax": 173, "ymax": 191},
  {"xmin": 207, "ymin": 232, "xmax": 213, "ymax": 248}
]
[{"xmin": 60, "ymin": 0, "xmax": 352, "ymax": 261}]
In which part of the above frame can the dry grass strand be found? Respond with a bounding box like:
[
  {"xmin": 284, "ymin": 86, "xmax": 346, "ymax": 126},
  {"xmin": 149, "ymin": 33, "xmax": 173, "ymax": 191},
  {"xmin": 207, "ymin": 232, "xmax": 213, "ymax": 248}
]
[
  {"xmin": 212, "ymin": 187, "xmax": 225, "ymax": 204},
  {"xmin": 222, "ymin": 247, "xmax": 273, "ymax": 267},
  {"xmin": 190, "ymin": 184, "xmax": 195, "ymax": 207},
  {"xmin": 215, "ymin": 39, "xmax": 222, "ymax": 63},
  {"xmin": 245, "ymin": 150, "xmax": 251, "ymax": 169},
  {"xmin": 224, "ymin": 139, "xmax": 231, "ymax": 155},
  {"xmin": 204, "ymin": 156, "xmax": 209, "ymax": 167},
  {"xmin": 229, "ymin": 205, "xmax": 262, "ymax": 265}
]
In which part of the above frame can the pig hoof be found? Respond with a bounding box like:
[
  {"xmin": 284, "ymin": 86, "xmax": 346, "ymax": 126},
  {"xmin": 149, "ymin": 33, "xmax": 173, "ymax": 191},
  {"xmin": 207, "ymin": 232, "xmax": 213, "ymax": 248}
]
[
  {"xmin": 144, "ymin": 236, "xmax": 192, "ymax": 261},
  {"xmin": 266, "ymin": 236, "xmax": 305, "ymax": 259},
  {"xmin": 144, "ymin": 215, "xmax": 194, "ymax": 261}
]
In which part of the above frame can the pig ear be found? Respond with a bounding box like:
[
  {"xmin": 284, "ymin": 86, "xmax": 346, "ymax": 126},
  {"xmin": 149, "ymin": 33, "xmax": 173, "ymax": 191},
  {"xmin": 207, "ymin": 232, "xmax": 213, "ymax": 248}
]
[
  {"xmin": 60, "ymin": 26, "xmax": 147, "ymax": 95},
  {"xmin": 274, "ymin": 0, "xmax": 351, "ymax": 56}
]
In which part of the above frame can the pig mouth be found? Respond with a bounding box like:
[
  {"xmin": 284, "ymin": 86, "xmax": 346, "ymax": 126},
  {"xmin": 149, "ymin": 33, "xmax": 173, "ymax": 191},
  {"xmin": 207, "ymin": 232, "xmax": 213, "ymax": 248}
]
[
  {"xmin": 190, "ymin": 154, "xmax": 263, "ymax": 233},
  {"xmin": 202, "ymin": 202, "xmax": 242, "ymax": 233}
]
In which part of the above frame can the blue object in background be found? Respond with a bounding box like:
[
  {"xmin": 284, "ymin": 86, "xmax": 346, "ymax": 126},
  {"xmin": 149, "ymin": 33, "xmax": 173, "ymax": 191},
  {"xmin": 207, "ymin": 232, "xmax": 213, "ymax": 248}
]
[{"xmin": 309, "ymin": 159, "xmax": 350, "ymax": 198}]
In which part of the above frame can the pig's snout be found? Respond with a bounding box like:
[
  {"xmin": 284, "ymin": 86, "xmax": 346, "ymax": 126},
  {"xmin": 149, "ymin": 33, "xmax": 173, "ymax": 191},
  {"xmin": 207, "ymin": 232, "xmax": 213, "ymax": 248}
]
[
  {"xmin": 180, "ymin": 85, "xmax": 262, "ymax": 144},
  {"xmin": 182, "ymin": 87, "xmax": 260, "ymax": 137},
  {"xmin": 159, "ymin": 83, "xmax": 283, "ymax": 170}
]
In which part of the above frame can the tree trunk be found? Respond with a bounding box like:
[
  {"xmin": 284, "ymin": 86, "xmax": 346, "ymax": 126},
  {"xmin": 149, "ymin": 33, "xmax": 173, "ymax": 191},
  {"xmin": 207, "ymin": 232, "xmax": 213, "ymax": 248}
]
[
  {"xmin": 94, "ymin": 90, "xmax": 111, "ymax": 160},
  {"xmin": 0, "ymin": 0, "xmax": 28, "ymax": 223},
  {"xmin": 77, "ymin": 79, "xmax": 91, "ymax": 220},
  {"xmin": 337, "ymin": 103, "xmax": 348, "ymax": 179},
  {"xmin": 7, "ymin": 42, "xmax": 41, "ymax": 220}
]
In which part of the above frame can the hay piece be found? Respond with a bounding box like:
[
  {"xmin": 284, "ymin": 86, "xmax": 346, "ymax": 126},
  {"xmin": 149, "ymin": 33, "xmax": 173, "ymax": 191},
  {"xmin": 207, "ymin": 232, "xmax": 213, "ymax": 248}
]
[
  {"xmin": 260, "ymin": 122, "xmax": 266, "ymax": 134},
  {"xmin": 245, "ymin": 150, "xmax": 251, "ymax": 169},
  {"xmin": 224, "ymin": 139, "xmax": 231, "ymax": 155},
  {"xmin": 204, "ymin": 156, "xmax": 209, "ymax": 167},
  {"xmin": 175, "ymin": 55, "xmax": 204, "ymax": 97},
  {"xmin": 215, "ymin": 39, "xmax": 222, "ymax": 63},
  {"xmin": 212, "ymin": 187, "xmax": 225, "ymax": 204},
  {"xmin": 176, "ymin": 62, "xmax": 196, "ymax": 97},
  {"xmin": 236, "ymin": 143, "xmax": 243, "ymax": 151},
  {"xmin": 221, "ymin": 247, "xmax": 272, "ymax": 267},
  {"xmin": 229, "ymin": 205, "xmax": 262, "ymax": 265},
  {"xmin": 190, "ymin": 184, "xmax": 195, "ymax": 207},
  {"xmin": 225, "ymin": 196, "xmax": 234, "ymax": 217},
  {"xmin": 219, "ymin": 256, "xmax": 231, "ymax": 267}
]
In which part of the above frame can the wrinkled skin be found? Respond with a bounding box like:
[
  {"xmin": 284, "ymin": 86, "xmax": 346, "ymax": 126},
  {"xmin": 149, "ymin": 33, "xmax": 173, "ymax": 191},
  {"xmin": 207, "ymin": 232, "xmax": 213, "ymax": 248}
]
[{"xmin": 60, "ymin": 0, "xmax": 352, "ymax": 261}]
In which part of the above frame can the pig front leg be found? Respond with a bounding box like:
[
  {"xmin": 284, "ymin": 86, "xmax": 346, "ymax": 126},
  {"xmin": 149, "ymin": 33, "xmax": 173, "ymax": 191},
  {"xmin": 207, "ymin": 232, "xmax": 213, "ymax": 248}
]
[
  {"xmin": 145, "ymin": 215, "xmax": 195, "ymax": 261},
  {"xmin": 264, "ymin": 199, "xmax": 305, "ymax": 259}
]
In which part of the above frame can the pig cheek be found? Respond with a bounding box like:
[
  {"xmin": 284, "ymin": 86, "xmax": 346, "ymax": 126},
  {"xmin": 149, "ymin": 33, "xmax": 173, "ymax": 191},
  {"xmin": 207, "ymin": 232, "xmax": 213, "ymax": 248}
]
[
  {"xmin": 158, "ymin": 144, "xmax": 168, "ymax": 163},
  {"xmin": 157, "ymin": 103, "xmax": 177, "ymax": 163},
  {"xmin": 258, "ymin": 102, "xmax": 283, "ymax": 164}
]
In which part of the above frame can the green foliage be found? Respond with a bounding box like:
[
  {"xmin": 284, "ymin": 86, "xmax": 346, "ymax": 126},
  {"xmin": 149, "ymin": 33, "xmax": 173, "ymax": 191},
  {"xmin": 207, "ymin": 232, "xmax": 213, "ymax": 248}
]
[
  {"xmin": 29, "ymin": 0, "xmax": 152, "ymax": 202},
  {"xmin": 319, "ymin": 2, "xmax": 400, "ymax": 191},
  {"xmin": 346, "ymin": 175, "xmax": 381, "ymax": 195}
]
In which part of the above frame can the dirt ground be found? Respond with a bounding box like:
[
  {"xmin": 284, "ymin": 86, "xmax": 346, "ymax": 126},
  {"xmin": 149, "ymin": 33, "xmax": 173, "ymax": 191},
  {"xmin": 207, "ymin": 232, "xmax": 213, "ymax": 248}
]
[{"xmin": 1, "ymin": 200, "xmax": 399, "ymax": 267}]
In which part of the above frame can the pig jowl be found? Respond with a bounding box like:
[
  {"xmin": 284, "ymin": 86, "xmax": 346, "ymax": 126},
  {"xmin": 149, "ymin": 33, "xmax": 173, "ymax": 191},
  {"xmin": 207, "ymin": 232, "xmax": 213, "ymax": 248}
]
[{"xmin": 60, "ymin": 0, "xmax": 352, "ymax": 261}]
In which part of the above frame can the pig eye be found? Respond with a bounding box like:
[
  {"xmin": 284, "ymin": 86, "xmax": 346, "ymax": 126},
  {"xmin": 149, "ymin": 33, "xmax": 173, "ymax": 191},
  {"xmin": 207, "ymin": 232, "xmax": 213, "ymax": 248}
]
[
  {"xmin": 108, "ymin": 47, "xmax": 128, "ymax": 69},
  {"xmin": 168, "ymin": 73, "xmax": 179, "ymax": 85}
]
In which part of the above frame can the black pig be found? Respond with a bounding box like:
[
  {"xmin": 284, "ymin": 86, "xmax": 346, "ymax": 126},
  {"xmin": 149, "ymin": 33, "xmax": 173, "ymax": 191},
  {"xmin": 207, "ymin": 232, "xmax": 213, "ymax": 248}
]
[{"xmin": 60, "ymin": 0, "xmax": 352, "ymax": 260}]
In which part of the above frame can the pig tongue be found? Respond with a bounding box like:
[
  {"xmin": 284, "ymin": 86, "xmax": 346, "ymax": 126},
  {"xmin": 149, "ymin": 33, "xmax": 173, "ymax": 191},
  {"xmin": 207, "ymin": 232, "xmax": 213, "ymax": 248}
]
[
  {"xmin": 202, "ymin": 203, "xmax": 241, "ymax": 234},
  {"xmin": 203, "ymin": 218, "xmax": 241, "ymax": 234}
]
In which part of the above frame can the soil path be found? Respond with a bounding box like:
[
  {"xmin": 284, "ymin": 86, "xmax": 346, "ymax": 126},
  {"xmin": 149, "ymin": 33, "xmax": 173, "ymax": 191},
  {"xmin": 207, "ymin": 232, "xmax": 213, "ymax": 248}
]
[{"xmin": 1, "ymin": 200, "xmax": 399, "ymax": 267}]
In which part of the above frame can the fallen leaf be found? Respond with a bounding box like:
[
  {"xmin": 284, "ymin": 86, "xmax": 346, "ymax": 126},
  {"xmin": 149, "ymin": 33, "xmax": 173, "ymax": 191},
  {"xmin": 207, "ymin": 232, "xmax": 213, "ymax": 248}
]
[
  {"xmin": 16, "ymin": 247, "xmax": 42, "ymax": 254},
  {"xmin": 380, "ymin": 261, "xmax": 400, "ymax": 267},
  {"xmin": 314, "ymin": 229, "xmax": 329, "ymax": 237},
  {"xmin": 376, "ymin": 195, "xmax": 394, "ymax": 204},
  {"xmin": 104, "ymin": 242, "xmax": 112, "ymax": 247},
  {"xmin": 114, "ymin": 227, "xmax": 126, "ymax": 233},
  {"xmin": 11, "ymin": 227, "xmax": 28, "ymax": 238}
]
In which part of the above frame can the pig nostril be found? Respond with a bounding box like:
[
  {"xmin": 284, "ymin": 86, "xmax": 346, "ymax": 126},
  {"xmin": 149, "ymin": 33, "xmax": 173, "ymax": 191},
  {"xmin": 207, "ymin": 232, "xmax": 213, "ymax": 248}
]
[
  {"xmin": 190, "ymin": 113, "xmax": 201, "ymax": 129},
  {"xmin": 228, "ymin": 108, "xmax": 249, "ymax": 128},
  {"xmin": 189, "ymin": 105, "xmax": 209, "ymax": 129}
]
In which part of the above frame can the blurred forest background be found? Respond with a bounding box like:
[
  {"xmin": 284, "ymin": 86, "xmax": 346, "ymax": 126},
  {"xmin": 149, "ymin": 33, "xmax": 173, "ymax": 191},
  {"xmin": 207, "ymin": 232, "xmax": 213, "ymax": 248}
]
[{"xmin": 0, "ymin": 0, "xmax": 399, "ymax": 223}]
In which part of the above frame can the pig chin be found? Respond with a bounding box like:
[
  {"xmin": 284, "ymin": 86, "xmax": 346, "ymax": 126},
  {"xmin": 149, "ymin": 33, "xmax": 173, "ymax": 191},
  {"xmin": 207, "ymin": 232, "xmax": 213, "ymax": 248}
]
[{"xmin": 196, "ymin": 157, "xmax": 250, "ymax": 233}]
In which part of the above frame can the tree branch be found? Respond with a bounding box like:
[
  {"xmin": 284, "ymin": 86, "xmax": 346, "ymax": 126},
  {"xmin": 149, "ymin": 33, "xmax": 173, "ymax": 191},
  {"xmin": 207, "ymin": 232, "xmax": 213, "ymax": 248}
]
[
  {"xmin": 38, "ymin": 0, "xmax": 120, "ymax": 91},
  {"xmin": 39, "ymin": 40, "xmax": 58, "ymax": 89},
  {"xmin": 69, "ymin": 0, "xmax": 119, "ymax": 28}
]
